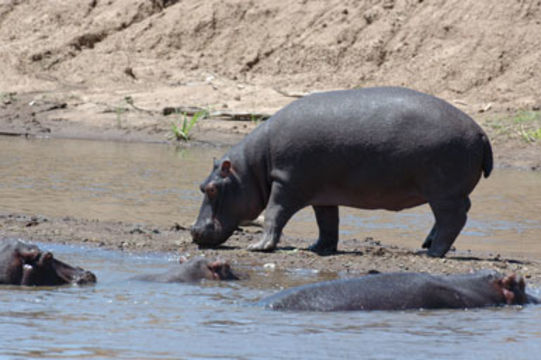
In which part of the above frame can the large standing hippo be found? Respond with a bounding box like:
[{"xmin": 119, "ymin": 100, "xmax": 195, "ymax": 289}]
[
  {"xmin": 0, "ymin": 239, "xmax": 96, "ymax": 286},
  {"xmin": 133, "ymin": 256, "xmax": 238, "ymax": 283},
  {"xmin": 259, "ymin": 270, "xmax": 538, "ymax": 311},
  {"xmin": 191, "ymin": 87, "xmax": 493, "ymax": 257}
]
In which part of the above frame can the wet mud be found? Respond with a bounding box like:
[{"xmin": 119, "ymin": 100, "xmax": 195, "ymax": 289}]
[{"xmin": 2, "ymin": 212, "xmax": 540, "ymax": 287}]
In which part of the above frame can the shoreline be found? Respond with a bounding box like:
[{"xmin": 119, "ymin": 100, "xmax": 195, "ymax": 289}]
[
  {"xmin": 1, "ymin": 89, "xmax": 541, "ymax": 287},
  {"xmin": 2, "ymin": 212, "xmax": 540, "ymax": 287}
]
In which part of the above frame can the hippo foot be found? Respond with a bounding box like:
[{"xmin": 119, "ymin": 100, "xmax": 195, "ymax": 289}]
[
  {"xmin": 247, "ymin": 238, "xmax": 277, "ymax": 252},
  {"xmin": 422, "ymin": 238, "xmax": 432, "ymax": 249},
  {"xmin": 426, "ymin": 245, "xmax": 449, "ymax": 258},
  {"xmin": 307, "ymin": 241, "xmax": 337, "ymax": 255}
]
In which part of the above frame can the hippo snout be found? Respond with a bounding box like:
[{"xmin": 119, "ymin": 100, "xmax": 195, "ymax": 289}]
[
  {"xmin": 75, "ymin": 270, "xmax": 97, "ymax": 285},
  {"xmin": 191, "ymin": 220, "xmax": 231, "ymax": 248}
]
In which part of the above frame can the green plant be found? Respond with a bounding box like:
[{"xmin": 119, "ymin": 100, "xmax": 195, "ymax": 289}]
[
  {"xmin": 517, "ymin": 125, "xmax": 541, "ymax": 143},
  {"xmin": 170, "ymin": 110, "xmax": 208, "ymax": 141},
  {"xmin": 0, "ymin": 92, "xmax": 17, "ymax": 104},
  {"xmin": 115, "ymin": 106, "xmax": 128, "ymax": 128},
  {"xmin": 485, "ymin": 110, "xmax": 541, "ymax": 144},
  {"xmin": 250, "ymin": 113, "xmax": 261, "ymax": 125},
  {"xmin": 513, "ymin": 111, "xmax": 541, "ymax": 143},
  {"xmin": 511, "ymin": 110, "xmax": 541, "ymax": 124}
]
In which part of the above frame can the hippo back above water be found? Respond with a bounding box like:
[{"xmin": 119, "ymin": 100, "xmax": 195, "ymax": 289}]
[
  {"xmin": 260, "ymin": 270, "xmax": 538, "ymax": 311},
  {"xmin": 191, "ymin": 87, "xmax": 493, "ymax": 257},
  {"xmin": 133, "ymin": 256, "xmax": 238, "ymax": 283}
]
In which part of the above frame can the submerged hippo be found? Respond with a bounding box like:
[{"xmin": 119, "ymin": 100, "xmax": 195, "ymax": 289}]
[
  {"xmin": 260, "ymin": 270, "xmax": 539, "ymax": 311},
  {"xmin": 191, "ymin": 87, "xmax": 492, "ymax": 257},
  {"xmin": 0, "ymin": 239, "xmax": 96, "ymax": 286},
  {"xmin": 133, "ymin": 256, "xmax": 238, "ymax": 283}
]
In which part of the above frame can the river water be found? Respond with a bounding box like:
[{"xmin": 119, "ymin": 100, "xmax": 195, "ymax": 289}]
[
  {"xmin": 1, "ymin": 242, "xmax": 540, "ymax": 359},
  {"xmin": 1, "ymin": 136, "xmax": 541, "ymax": 359}
]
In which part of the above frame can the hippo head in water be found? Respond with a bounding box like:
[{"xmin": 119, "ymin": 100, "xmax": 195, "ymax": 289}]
[
  {"xmin": 0, "ymin": 239, "xmax": 97, "ymax": 286},
  {"xmin": 176, "ymin": 256, "xmax": 239, "ymax": 282},
  {"xmin": 191, "ymin": 158, "xmax": 265, "ymax": 248},
  {"xmin": 134, "ymin": 256, "xmax": 239, "ymax": 283}
]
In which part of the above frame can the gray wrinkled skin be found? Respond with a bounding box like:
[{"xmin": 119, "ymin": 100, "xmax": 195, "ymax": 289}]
[
  {"xmin": 191, "ymin": 87, "xmax": 493, "ymax": 257},
  {"xmin": 0, "ymin": 238, "xmax": 96, "ymax": 286},
  {"xmin": 133, "ymin": 256, "xmax": 238, "ymax": 283},
  {"xmin": 260, "ymin": 270, "xmax": 537, "ymax": 311}
]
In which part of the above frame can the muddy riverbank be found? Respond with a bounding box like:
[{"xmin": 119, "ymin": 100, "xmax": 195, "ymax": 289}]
[
  {"xmin": 2, "ymin": 212, "xmax": 541, "ymax": 287},
  {"xmin": 1, "ymin": 0, "xmax": 541, "ymax": 289},
  {"xmin": 0, "ymin": 123, "xmax": 540, "ymax": 286}
]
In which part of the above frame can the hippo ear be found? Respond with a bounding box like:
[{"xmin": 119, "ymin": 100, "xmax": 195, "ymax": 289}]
[
  {"xmin": 39, "ymin": 252, "xmax": 54, "ymax": 266},
  {"xmin": 518, "ymin": 276, "xmax": 525, "ymax": 292},
  {"xmin": 178, "ymin": 256, "xmax": 188, "ymax": 264},
  {"xmin": 17, "ymin": 248, "xmax": 39, "ymax": 262},
  {"xmin": 220, "ymin": 160, "xmax": 232, "ymax": 178}
]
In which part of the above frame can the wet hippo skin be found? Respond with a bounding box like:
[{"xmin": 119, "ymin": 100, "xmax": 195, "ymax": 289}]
[
  {"xmin": 133, "ymin": 256, "xmax": 238, "ymax": 282},
  {"xmin": 191, "ymin": 87, "xmax": 493, "ymax": 257},
  {"xmin": 260, "ymin": 270, "xmax": 538, "ymax": 311},
  {"xmin": 0, "ymin": 238, "xmax": 96, "ymax": 286}
]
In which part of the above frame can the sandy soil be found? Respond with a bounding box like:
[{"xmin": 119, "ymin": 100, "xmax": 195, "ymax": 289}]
[
  {"xmin": 2, "ymin": 213, "xmax": 541, "ymax": 287},
  {"xmin": 1, "ymin": 1, "xmax": 541, "ymax": 284}
]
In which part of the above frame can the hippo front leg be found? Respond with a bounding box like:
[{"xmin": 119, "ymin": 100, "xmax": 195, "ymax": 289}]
[
  {"xmin": 308, "ymin": 205, "xmax": 339, "ymax": 254},
  {"xmin": 248, "ymin": 182, "xmax": 302, "ymax": 252}
]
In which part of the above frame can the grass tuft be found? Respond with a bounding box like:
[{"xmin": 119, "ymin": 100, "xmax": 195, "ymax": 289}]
[
  {"xmin": 169, "ymin": 110, "xmax": 208, "ymax": 141},
  {"xmin": 485, "ymin": 110, "xmax": 541, "ymax": 143}
]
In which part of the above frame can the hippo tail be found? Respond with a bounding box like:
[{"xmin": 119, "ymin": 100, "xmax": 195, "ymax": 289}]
[{"xmin": 481, "ymin": 134, "xmax": 493, "ymax": 178}]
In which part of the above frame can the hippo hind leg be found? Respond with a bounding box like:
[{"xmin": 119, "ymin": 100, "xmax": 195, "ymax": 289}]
[
  {"xmin": 422, "ymin": 224, "xmax": 437, "ymax": 249},
  {"xmin": 308, "ymin": 205, "xmax": 339, "ymax": 254},
  {"xmin": 426, "ymin": 197, "xmax": 471, "ymax": 257}
]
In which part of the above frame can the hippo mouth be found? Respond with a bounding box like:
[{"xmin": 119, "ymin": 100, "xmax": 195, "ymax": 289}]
[
  {"xmin": 20, "ymin": 252, "xmax": 96, "ymax": 286},
  {"xmin": 495, "ymin": 274, "xmax": 527, "ymax": 305},
  {"xmin": 191, "ymin": 218, "xmax": 236, "ymax": 248},
  {"xmin": 206, "ymin": 261, "xmax": 239, "ymax": 281}
]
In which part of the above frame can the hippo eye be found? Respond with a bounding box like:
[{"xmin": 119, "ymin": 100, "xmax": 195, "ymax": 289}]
[{"xmin": 205, "ymin": 183, "xmax": 218, "ymax": 199}]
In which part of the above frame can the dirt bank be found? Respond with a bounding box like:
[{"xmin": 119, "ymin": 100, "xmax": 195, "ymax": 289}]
[
  {"xmin": 2, "ymin": 213, "xmax": 541, "ymax": 287},
  {"xmin": 1, "ymin": 1, "xmax": 541, "ymax": 283},
  {"xmin": 0, "ymin": 0, "xmax": 540, "ymax": 169},
  {"xmin": 2, "ymin": 0, "xmax": 541, "ymax": 110}
]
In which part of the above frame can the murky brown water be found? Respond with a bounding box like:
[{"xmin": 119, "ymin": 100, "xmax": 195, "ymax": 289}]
[
  {"xmin": 1, "ymin": 242, "xmax": 540, "ymax": 359},
  {"xmin": 1, "ymin": 136, "xmax": 541, "ymax": 359},
  {"xmin": 1, "ymin": 136, "xmax": 540, "ymax": 258}
]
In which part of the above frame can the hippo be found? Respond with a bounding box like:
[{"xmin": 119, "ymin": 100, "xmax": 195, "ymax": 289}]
[
  {"xmin": 259, "ymin": 270, "xmax": 539, "ymax": 311},
  {"xmin": 191, "ymin": 87, "xmax": 492, "ymax": 257},
  {"xmin": 133, "ymin": 256, "xmax": 238, "ymax": 283},
  {"xmin": 0, "ymin": 239, "xmax": 96, "ymax": 286}
]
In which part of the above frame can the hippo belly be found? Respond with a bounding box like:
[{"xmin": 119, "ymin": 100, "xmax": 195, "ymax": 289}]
[{"xmin": 310, "ymin": 178, "xmax": 427, "ymax": 211}]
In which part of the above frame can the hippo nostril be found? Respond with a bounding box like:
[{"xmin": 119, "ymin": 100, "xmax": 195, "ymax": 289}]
[{"xmin": 77, "ymin": 271, "xmax": 97, "ymax": 284}]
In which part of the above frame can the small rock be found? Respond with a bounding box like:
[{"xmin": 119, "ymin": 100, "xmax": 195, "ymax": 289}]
[
  {"xmin": 129, "ymin": 227, "xmax": 145, "ymax": 234},
  {"xmin": 171, "ymin": 223, "xmax": 188, "ymax": 231}
]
